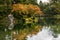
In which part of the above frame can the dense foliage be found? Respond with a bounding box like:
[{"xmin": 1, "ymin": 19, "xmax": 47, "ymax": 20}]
[
  {"xmin": 0, "ymin": 0, "xmax": 60, "ymax": 40},
  {"xmin": 11, "ymin": 4, "xmax": 43, "ymax": 30},
  {"xmin": 0, "ymin": 0, "xmax": 43, "ymax": 40},
  {"xmin": 39, "ymin": 0, "xmax": 60, "ymax": 34}
]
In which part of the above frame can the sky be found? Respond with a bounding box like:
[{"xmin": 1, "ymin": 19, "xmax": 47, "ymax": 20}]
[
  {"xmin": 37, "ymin": 0, "xmax": 40, "ymax": 4},
  {"xmin": 37, "ymin": 0, "xmax": 50, "ymax": 4}
]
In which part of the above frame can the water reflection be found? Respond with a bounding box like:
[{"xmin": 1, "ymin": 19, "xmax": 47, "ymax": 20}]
[
  {"xmin": 4, "ymin": 28, "xmax": 7, "ymax": 32},
  {"xmin": 5, "ymin": 34, "xmax": 12, "ymax": 40},
  {"xmin": 8, "ymin": 13, "xmax": 14, "ymax": 30},
  {"xmin": 27, "ymin": 26, "xmax": 60, "ymax": 40}
]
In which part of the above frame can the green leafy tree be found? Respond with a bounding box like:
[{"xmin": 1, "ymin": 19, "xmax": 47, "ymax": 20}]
[{"xmin": 39, "ymin": 0, "xmax": 60, "ymax": 34}]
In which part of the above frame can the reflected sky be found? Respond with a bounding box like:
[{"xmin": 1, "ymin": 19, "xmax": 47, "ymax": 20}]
[{"xmin": 27, "ymin": 26, "xmax": 60, "ymax": 40}]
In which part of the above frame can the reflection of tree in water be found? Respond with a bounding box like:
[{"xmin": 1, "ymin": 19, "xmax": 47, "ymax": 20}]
[
  {"xmin": 5, "ymin": 34, "xmax": 11, "ymax": 40},
  {"xmin": 8, "ymin": 13, "xmax": 14, "ymax": 30}
]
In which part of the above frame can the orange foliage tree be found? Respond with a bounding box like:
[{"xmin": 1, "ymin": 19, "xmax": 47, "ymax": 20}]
[
  {"xmin": 11, "ymin": 4, "xmax": 43, "ymax": 30},
  {"xmin": 12, "ymin": 4, "xmax": 43, "ymax": 15}
]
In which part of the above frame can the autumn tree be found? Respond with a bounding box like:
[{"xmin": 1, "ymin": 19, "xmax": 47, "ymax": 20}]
[{"xmin": 11, "ymin": 4, "xmax": 43, "ymax": 30}]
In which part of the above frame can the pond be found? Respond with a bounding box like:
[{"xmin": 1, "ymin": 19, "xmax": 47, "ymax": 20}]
[
  {"xmin": 0, "ymin": 25, "xmax": 60, "ymax": 40},
  {"xmin": 27, "ymin": 26, "xmax": 60, "ymax": 40},
  {"xmin": 0, "ymin": 13, "xmax": 60, "ymax": 40}
]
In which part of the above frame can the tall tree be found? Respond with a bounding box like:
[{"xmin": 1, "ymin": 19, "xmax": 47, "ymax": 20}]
[{"xmin": 39, "ymin": 0, "xmax": 60, "ymax": 33}]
